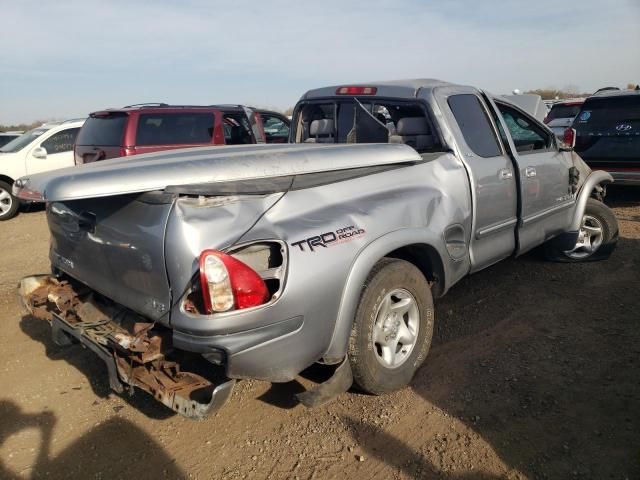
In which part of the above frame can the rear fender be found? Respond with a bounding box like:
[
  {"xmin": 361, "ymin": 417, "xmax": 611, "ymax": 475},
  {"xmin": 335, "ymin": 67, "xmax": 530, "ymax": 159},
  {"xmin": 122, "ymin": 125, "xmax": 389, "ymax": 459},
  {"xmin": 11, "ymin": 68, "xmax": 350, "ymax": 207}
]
[{"xmin": 322, "ymin": 228, "xmax": 453, "ymax": 363}]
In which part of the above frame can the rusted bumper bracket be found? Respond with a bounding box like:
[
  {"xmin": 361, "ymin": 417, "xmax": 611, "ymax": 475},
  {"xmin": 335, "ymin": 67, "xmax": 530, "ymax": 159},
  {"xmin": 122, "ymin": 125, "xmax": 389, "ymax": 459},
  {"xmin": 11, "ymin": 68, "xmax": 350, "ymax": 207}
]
[
  {"xmin": 18, "ymin": 275, "xmax": 234, "ymax": 420},
  {"xmin": 51, "ymin": 314, "xmax": 126, "ymax": 393}
]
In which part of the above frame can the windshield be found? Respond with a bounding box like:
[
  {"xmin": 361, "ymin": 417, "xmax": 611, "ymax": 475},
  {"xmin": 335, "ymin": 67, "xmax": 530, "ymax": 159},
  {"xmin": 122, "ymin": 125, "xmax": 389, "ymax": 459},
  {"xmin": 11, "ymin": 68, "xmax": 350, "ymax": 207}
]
[{"xmin": 0, "ymin": 127, "xmax": 49, "ymax": 153}]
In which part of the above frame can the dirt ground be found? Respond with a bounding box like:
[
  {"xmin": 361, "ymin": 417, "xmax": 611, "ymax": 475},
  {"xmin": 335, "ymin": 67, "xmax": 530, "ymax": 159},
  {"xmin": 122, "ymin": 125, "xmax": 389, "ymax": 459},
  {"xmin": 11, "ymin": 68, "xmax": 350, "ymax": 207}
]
[{"xmin": 0, "ymin": 189, "xmax": 638, "ymax": 480}]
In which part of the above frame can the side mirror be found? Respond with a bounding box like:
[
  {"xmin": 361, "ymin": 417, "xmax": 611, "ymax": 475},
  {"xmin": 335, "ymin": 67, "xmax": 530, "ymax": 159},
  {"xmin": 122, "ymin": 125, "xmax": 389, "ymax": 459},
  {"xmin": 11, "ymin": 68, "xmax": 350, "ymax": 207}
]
[{"xmin": 32, "ymin": 146, "xmax": 47, "ymax": 159}]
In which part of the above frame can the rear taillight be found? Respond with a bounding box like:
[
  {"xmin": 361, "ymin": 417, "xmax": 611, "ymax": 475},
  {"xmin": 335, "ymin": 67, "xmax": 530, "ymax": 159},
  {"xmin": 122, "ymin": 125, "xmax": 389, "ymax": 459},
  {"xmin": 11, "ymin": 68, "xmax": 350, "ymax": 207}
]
[
  {"xmin": 199, "ymin": 250, "xmax": 269, "ymax": 313},
  {"xmin": 563, "ymin": 127, "xmax": 576, "ymax": 148},
  {"xmin": 335, "ymin": 86, "xmax": 377, "ymax": 95}
]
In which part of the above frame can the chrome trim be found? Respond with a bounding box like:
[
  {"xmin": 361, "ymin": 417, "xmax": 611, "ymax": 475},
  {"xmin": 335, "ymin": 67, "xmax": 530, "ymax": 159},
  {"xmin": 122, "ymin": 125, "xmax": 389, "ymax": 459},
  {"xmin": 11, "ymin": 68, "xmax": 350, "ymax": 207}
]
[
  {"xmin": 476, "ymin": 217, "xmax": 518, "ymax": 239},
  {"xmin": 570, "ymin": 170, "xmax": 614, "ymax": 231},
  {"xmin": 522, "ymin": 200, "xmax": 575, "ymax": 226}
]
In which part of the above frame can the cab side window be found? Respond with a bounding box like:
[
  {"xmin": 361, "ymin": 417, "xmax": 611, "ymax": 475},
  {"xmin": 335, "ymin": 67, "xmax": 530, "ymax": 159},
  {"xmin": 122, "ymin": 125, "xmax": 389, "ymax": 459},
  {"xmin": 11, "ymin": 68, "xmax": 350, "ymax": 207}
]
[
  {"xmin": 41, "ymin": 128, "xmax": 80, "ymax": 154},
  {"xmin": 448, "ymin": 94, "xmax": 502, "ymax": 158},
  {"xmin": 496, "ymin": 104, "xmax": 552, "ymax": 153}
]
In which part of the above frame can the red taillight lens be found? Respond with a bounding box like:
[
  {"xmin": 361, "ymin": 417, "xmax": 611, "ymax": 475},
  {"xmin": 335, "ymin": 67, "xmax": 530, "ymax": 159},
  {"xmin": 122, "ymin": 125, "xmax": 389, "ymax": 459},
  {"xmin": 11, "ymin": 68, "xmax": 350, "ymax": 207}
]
[
  {"xmin": 335, "ymin": 86, "xmax": 377, "ymax": 95},
  {"xmin": 563, "ymin": 127, "xmax": 576, "ymax": 148},
  {"xmin": 199, "ymin": 250, "xmax": 269, "ymax": 313}
]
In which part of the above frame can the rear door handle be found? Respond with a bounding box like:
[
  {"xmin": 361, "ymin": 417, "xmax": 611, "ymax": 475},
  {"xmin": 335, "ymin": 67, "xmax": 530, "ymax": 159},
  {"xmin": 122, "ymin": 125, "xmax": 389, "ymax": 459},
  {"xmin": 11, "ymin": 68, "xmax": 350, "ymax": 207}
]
[
  {"xmin": 525, "ymin": 167, "xmax": 537, "ymax": 178},
  {"xmin": 499, "ymin": 168, "xmax": 513, "ymax": 180}
]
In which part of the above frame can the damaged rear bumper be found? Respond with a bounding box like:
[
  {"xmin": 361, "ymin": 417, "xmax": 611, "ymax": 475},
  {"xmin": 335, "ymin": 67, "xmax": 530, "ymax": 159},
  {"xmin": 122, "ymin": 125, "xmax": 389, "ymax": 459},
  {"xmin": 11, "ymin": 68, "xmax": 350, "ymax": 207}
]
[{"xmin": 18, "ymin": 275, "xmax": 234, "ymax": 420}]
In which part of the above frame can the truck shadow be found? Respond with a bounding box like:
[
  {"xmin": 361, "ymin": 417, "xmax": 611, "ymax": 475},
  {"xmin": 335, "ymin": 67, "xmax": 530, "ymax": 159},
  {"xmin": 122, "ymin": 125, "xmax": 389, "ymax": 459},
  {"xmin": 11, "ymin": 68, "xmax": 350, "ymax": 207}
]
[
  {"xmin": 604, "ymin": 185, "xmax": 640, "ymax": 208},
  {"xmin": 341, "ymin": 415, "xmax": 501, "ymax": 479},
  {"xmin": 346, "ymin": 234, "xmax": 640, "ymax": 478},
  {"xmin": 0, "ymin": 400, "xmax": 185, "ymax": 480},
  {"xmin": 18, "ymin": 314, "xmax": 174, "ymax": 420}
]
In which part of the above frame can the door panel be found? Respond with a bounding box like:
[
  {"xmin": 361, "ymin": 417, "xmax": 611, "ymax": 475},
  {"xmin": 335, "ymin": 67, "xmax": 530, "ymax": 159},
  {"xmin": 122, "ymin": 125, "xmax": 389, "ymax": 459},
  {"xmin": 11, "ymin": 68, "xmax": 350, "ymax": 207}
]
[
  {"xmin": 492, "ymin": 101, "xmax": 574, "ymax": 253},
  {"xmin": 441, "ymin": 90, "xmax": 518, "ymax": 271}
]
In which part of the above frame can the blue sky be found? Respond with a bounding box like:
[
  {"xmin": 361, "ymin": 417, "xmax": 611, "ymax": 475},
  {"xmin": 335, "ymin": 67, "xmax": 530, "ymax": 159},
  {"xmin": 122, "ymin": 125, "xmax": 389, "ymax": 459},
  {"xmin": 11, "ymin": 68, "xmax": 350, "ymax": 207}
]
[{"xmin": 1, "ymin": 0, "xmax": 639, "ymax": 124}]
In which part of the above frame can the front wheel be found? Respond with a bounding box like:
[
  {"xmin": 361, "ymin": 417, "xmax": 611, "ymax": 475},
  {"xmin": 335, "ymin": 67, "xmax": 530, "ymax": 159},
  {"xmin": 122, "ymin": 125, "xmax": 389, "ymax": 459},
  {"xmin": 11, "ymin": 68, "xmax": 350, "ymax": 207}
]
[
  {"xmin": 348, "ymin": 258, "xmax": 434, "ymax": 395},
  {"xmin": 0, "ymin": 181, "xmax": 19, "ymax": 221},
  {"xmin": 545, "ymin": 198, "xmax": 618, "ymax": 262}
]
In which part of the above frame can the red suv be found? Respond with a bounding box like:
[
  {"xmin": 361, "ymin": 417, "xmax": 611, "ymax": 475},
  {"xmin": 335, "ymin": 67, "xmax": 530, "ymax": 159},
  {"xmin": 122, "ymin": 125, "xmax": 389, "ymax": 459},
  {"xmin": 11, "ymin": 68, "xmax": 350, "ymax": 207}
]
[{"xmin": 74, "ymin": 104, "xmax": 286, "ymax": 164}]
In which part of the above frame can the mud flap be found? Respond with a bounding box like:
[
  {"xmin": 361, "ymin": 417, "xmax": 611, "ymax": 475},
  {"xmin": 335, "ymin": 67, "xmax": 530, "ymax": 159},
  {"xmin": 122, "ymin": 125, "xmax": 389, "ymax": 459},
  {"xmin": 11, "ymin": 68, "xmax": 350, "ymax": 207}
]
[
  {"xmin": 296, "ymin": 357, "xmax": 353, "ymax": 408},
  {"xmin": 18, "ymin": 275, "xmax": 234, "ymax": 420}
]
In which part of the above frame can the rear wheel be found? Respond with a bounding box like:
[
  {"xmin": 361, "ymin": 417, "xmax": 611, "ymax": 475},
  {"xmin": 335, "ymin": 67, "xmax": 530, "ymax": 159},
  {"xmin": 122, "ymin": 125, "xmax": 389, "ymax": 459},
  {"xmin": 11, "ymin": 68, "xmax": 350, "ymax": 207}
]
[
  {"xmin": 348, "ymin": 258, "xmax": 434, "ymax": 395},
  {"xmin": 545, "ymin": 198, "xmax": 618, "ymax": 262},
  {"xmin": 0, "ymin": 181, "xmax": 19, "ymax": 221}
]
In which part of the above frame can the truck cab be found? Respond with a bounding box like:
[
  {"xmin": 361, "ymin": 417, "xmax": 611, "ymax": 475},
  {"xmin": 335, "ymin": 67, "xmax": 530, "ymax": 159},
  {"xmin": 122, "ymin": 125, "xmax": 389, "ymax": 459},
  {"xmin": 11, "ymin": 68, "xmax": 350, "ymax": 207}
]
[{"xmin": 290, "ymin": 79, "xmax": 597, "ymax": 267}]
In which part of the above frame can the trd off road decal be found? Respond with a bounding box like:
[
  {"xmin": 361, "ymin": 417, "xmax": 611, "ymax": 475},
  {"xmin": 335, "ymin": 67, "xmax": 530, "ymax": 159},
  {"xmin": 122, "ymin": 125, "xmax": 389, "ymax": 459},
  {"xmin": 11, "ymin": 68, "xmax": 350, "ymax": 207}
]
[{"xmin": 291, "ymin": 225, "xmax": 366, "ymax": 252}]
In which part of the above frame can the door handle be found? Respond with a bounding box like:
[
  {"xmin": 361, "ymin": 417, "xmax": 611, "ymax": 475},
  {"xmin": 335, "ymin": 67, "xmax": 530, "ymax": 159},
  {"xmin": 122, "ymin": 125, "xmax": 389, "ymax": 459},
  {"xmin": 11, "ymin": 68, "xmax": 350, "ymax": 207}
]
[
  {"xmin": 498, "ymin": 168, "xmax": 513, "ymax": 180},
  {"xmin": 525, "ymin": 167, "xmax": 537, "ymax": 178}
]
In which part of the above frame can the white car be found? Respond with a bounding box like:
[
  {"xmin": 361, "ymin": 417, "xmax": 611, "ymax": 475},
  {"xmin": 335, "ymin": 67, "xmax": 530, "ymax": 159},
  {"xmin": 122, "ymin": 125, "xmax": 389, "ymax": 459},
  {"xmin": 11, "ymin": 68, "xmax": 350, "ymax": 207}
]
[
  {"xmin": 543, "ymin": 99, "xmax": 585, "ymax": 139},
  {"xmin": 0, "ymin": 119, "xmax": 84, "ymax": 220}
]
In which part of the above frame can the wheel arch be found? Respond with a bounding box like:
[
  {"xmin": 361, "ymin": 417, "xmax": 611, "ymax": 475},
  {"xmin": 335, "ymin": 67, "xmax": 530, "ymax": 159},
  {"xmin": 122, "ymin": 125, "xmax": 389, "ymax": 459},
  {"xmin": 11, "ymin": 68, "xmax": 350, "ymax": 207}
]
[
  {"xmin": 0, "ymin": 175, "xmax": 15, "ymax": 186},
  {"xmin": 322, "ymin": 228, "xmax": 450, "ymax": 363},
  {"xmin": 570, "ymin": 170, "xmax": 613, "ymax": 232}
]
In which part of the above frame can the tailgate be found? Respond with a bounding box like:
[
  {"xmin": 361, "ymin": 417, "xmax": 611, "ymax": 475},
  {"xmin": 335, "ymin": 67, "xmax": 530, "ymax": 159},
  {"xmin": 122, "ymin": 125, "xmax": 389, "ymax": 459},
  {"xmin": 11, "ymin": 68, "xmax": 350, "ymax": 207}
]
[{"xmin": 48, "ymin": 191, "xmax": 173, "ymax": 322}]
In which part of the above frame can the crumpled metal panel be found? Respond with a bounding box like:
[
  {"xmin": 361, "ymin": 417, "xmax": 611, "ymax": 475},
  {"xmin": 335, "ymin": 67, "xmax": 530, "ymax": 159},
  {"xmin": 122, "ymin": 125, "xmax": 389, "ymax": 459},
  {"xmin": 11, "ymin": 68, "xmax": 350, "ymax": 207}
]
[
  {"xmin": 19, "ymin": 275, "xmax": 233, "ymax": 419},
  {"xmin": 13, "ymin": 143, "xmax": 421, "ymax": 202}
]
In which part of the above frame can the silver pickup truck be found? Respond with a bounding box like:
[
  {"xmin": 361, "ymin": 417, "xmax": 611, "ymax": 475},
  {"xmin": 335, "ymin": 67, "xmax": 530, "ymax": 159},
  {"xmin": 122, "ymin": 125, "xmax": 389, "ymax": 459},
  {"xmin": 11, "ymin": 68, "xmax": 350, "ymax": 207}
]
[{"xmin": 15, "ymin": 79, "xmax": 618, "ymax": 419}]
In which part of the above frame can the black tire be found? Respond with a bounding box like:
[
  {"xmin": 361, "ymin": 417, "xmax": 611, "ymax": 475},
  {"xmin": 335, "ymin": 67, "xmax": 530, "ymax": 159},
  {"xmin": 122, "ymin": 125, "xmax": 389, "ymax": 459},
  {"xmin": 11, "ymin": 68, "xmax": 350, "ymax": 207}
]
[
  {"xmin": 0, "ymin": 181, "xmax": 19, "ymax": 221},
  {"xmin": 348, "ymin": 258, "xmax": 434, "ymax": 395},
  {"xmin": 544, "ymin": 198, "xmax": 618, "ymax": 262}
]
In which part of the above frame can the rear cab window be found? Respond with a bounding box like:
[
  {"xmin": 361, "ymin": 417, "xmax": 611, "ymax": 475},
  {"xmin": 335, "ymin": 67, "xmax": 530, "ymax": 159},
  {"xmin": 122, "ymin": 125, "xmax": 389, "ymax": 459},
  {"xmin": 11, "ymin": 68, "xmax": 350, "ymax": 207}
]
[{"xmin": 291, "ymin": 98, "xmax": 442, "ymax": 153}]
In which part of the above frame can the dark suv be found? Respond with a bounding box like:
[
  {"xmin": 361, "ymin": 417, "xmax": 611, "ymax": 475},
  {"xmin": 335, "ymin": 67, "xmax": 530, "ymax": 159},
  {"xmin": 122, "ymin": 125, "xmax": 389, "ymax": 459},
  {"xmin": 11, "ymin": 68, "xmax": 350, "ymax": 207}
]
[
  {"xmin": 571, "ymin": 90, "xmax": 640, "ymax": 185},
  {"xmin": 74, "ymin": 104, "xmax": 286, "ymax": 164}
]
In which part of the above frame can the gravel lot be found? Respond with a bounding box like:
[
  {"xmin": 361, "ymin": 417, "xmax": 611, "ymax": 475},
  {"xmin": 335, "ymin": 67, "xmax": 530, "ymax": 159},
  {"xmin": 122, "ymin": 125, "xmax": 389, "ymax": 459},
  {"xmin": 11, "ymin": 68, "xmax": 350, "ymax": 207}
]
[{"xmin": 0, "ymin": 189, "xmax": 638, "ymax": 479}]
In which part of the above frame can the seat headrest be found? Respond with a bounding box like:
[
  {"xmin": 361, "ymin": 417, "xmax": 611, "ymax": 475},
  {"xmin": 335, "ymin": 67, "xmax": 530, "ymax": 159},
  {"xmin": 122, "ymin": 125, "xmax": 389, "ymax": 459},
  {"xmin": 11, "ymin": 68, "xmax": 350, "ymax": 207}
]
[
  {"xmin": 396, "ymin": 117, "xmax": 430, "ymax": 136},
  {"xmin": 309, "ymin": 119, "xmax": 334, "ymax": 137}
]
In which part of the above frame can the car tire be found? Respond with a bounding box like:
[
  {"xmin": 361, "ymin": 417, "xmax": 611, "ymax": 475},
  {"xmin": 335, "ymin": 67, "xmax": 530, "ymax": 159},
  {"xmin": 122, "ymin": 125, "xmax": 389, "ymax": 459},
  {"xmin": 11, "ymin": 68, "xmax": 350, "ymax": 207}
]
[
  {"xmin": 348, "ymin": 258, "xmax": 434, "ymax": 395},
  {"xmin": 0, "ymin": 181, "xmax": 19, "ymax": 221},
  {"xmin": 545, "ymin": 198, "xmax": 618, "ymax": 262}
]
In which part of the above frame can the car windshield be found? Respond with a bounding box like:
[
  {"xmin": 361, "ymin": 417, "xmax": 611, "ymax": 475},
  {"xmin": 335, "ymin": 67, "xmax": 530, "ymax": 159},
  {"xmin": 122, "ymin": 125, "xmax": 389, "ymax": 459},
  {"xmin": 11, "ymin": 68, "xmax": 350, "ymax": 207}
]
[{"xmin": 0, "ymin": 128, "xmax": 49, "ymax": 153}]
